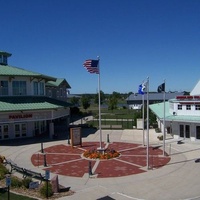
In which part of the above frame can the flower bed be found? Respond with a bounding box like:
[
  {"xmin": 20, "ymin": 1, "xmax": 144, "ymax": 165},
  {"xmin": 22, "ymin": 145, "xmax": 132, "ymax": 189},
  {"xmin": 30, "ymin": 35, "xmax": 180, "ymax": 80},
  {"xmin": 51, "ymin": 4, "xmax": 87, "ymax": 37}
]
[{"xmin": 83, "ymin": 148, "xmax": 120, "ymax": 160}]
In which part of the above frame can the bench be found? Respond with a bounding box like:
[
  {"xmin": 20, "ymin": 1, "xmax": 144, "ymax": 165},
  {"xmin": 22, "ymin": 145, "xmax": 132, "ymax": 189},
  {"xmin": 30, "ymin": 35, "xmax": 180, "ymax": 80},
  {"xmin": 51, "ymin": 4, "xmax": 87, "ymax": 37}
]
[
  {"xmin": 24, "ymin": 169, "xmax": 45, "ymax": 183},
  {"xmin": 10, "ymin": 163, "xmax": 25, "ymax": 176},
  {"xmin": 5, "ymin": 159, "xmax": 25, "ymax": 176},
  {"xmin": 111, "ymin": 125, "xmax": 122, "ymax": 129}
]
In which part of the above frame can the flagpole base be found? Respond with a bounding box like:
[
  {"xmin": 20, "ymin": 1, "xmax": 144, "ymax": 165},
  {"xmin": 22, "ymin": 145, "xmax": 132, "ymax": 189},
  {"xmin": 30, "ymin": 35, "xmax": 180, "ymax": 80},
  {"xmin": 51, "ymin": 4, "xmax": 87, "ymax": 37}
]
[{"xmin": 97, "ymin": 147, "xmax": 105, "ymax": 154}]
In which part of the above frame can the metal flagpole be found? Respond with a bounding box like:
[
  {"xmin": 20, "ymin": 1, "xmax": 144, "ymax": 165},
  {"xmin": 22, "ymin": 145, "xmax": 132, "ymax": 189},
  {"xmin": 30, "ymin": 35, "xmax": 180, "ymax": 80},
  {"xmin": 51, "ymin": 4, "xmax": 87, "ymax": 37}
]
[
  {"xmin": 97, "ymin": 56, "xmax": 102, "ymax": 150},
  {"xmin": 146, "ymin": 77, "xmax": 150, "ymax": 169},
  {"xmin": 142, "ymin": 94, "xmax": 145, "ymax": 146},
  {"xmin": 163, "ymin": 80, "xmax": 166, "ymax": 156}
]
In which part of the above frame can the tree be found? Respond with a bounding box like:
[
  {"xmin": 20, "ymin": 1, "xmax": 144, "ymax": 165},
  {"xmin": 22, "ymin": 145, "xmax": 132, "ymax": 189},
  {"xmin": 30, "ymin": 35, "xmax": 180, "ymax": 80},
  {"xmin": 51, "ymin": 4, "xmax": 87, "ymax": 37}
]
[
  {"xmin": 94, "ymin": 90, "xmax": 105, "ymax": 105},
  {"xmin": 81, "ymin": 95, "xmax": 90, "ymax": 111},
  {"xmin": 108, "ymin": 95, "xmax": 118, "ymax": 111},
  {"xmin": 70, "ymin": 96, "xmax": 79, "ymax": 106}
]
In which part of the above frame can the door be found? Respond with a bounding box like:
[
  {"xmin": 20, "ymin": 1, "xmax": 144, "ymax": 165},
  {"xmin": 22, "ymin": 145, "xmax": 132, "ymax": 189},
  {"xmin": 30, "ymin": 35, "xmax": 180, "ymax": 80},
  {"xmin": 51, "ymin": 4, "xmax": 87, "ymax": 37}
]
[
  {"xmin": 180, "ymin": 125, "xmax": 184, "ymax": 138},
  {"xmin": 185, "ymin": 125, "xmax": 190, "ymax": 138},
  {"xmin": 196, "ymin": 126, "xmax": 200, "ymax": 139}
]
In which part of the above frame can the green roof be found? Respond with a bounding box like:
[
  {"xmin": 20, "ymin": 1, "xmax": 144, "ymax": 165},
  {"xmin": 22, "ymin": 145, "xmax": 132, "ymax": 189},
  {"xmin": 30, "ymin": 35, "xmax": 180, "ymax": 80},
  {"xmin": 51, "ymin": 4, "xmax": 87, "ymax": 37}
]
[
  {"xmin": 0, "ymin": 96, "xmax": 72, "ymax": 112},
  {"xmin": 149, "ymin": 102, "xmax": 200, "ymax": 123},
  {"xmin": 0, "ymin": 65, "xmax": 56, "ymax": 82},
  {"xmin": 46, "ymin": 78, "xmax": 71, "ymax": 88},
  {"xmin": 0, "ymin": 51, "xmax": 12, "ymax": 57}
]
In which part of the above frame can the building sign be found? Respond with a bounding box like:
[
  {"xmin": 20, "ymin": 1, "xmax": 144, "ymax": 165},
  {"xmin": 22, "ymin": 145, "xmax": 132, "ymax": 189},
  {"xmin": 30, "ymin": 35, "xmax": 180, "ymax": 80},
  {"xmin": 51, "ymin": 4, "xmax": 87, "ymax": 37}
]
[
  {"xmin": 9, "ymin": 114, "xmax": 33, "ymax": 119},
  {"xmin": 70, "ymin": 127, "xmax": 82, "ymax": 147}
]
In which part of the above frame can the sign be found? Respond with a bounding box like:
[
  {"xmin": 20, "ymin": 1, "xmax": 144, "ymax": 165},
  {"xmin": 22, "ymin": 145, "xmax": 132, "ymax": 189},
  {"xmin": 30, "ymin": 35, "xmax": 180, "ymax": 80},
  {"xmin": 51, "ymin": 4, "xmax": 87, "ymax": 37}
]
[
  {"xmin": 9, "ymin": 114, "xmax": 33, "ymax": 119},
  {"xmin": 45, "ymin": 170, "xmax": 50, "ymax": 180},
  {"xmin": 70, "ymin": 127, "xmax": 82, "ymax": 147},
  {"xmin": 29, "ymin": 181, "xmax": 39, "ymax": 189},
  {"xmin": 6, "ymin": 177, "xmax": 11, "ymax": 186}
]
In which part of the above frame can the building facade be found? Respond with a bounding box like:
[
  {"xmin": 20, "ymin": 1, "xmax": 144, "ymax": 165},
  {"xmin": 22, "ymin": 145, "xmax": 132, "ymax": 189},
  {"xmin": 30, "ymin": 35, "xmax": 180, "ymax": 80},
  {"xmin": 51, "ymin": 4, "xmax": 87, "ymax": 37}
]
[
  {"xmin": 150, "ymin": 94, "xmax": 200, "ymax": 141},
  {"xmin": 0, "ymin": 51, "xmax": 71, "ymax": 140},
  {"xmin": 127, "ymin": 92, "xmax": 184, "ymax": 109}
]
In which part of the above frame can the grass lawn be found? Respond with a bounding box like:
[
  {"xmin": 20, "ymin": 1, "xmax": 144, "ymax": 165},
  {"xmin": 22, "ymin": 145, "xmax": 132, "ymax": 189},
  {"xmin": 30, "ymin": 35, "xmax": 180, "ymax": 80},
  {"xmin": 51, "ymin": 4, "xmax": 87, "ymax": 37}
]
[{"xmin": 0, "ymin": 189, "xmax": 37, "ymax": 200}]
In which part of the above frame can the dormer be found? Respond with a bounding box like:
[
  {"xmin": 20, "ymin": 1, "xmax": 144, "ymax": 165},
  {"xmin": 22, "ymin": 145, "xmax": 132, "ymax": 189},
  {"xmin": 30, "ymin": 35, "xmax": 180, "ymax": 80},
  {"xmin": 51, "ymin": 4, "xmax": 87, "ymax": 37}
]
[{"xmin": 0, "ymin": 51, "xmax": 12, "ymax": 65}]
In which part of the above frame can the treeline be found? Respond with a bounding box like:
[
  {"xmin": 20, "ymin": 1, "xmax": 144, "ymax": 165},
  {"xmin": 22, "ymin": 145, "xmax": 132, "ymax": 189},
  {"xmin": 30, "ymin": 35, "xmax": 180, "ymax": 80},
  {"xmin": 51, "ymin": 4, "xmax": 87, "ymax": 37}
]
[{"xmin": 70, "ymin": 91, "xmax": 132, "ymax": 111}]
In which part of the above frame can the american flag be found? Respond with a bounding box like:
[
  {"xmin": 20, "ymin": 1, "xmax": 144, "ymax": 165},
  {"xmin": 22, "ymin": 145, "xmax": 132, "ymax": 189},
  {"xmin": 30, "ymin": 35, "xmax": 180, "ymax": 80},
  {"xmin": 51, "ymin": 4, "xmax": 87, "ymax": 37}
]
[{"xmin": 83, "ymin": 59, "xmax": 99, "ymax": 74}]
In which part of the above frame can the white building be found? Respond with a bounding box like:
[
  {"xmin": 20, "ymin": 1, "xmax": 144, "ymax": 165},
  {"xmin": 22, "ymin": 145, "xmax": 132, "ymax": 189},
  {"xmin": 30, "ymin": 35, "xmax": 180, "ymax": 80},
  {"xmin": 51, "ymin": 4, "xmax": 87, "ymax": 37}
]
[
  {"xmin": 150, "ymin": 81, "xmax": 200, "ymax": 141},
  {"xmin": 0, "ymin": 51, "xmax": 71, "ymax": 140}
]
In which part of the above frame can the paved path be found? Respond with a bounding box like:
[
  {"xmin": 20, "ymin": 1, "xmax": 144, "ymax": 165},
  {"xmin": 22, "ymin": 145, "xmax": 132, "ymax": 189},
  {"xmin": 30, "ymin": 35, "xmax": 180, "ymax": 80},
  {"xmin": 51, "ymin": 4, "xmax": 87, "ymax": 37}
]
[{"xmin": 2, "ymin": 129, "xmax": 200, "ymax": 200}]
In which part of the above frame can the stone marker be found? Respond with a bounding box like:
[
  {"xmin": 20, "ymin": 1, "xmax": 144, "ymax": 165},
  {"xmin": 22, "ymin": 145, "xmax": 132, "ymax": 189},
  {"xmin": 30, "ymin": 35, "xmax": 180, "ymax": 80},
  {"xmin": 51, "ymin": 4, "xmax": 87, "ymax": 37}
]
[{"xmin": 51, "ymin": 175, "xmax": 59, "ymax": 193}]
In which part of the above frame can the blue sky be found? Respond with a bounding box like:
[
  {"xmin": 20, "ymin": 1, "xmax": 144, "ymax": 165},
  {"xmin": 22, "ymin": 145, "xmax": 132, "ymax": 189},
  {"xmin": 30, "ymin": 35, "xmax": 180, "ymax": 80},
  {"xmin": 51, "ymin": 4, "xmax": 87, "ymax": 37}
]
[{"xmin": 1, "ymin": 0, "xmax": 200, "ymax": 94}]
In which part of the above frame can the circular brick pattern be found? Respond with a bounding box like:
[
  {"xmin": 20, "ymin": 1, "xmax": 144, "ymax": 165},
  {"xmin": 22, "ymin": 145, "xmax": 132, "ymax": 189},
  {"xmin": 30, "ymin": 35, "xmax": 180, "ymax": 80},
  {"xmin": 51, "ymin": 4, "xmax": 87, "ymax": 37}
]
[{"xmin": 31, "ymin": 142, "xmax": 170, "ymax": 178}]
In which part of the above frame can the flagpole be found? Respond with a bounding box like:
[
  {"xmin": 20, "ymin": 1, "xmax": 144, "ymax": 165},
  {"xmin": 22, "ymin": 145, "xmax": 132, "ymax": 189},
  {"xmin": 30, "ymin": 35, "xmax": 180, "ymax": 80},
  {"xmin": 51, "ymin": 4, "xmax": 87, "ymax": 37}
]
[
  {"xmin": 163, "ymin": 80, "xmax": 166, "ymax": 156},
  {"xmin": 142, "ymin": 93, "xmax": 145, "ymax": 146},
  {"xmin": 146, "ymin": 77, "xmax": 150, "ymax": 169},
  {"xmin": 97, "ymin": 56, "xmax": 102, "ymax": 150}
]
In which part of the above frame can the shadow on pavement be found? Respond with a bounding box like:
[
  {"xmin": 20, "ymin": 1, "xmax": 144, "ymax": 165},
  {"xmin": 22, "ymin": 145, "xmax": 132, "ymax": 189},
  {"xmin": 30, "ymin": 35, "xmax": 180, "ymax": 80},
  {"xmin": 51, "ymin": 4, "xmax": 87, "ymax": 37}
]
[{"xmin": 1, "ymin": 127, "xmax": 97, "ymax": 147}]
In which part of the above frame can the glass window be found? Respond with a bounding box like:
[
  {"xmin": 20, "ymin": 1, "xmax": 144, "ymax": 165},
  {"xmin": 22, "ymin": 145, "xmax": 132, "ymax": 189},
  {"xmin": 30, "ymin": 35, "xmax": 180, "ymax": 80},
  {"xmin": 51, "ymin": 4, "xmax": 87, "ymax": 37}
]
[
  {"xmin": 33, "ymin": 82, "xmax": 38, "ymax": 95},
  {"xmin": 15, "ymin": 124, "xmax": 20, "ymax": 137},
  {"xmin": 0, "ymin": 55, "xmax": 2, "ymax": 64},
  {"xmin": 60, "ymin": 88, "xmax": 63, "ymax": 97},
  {"xmin": 21, "ymin": 124, "xmax": 27, "ymax": 137},
  {"xmin": 12, "ymin": 81, "xmax": 27, "ymax": 95},
  {"xmin": 39, "ymin": 82, "xmax": 44, "ymax": 95},
  {"xmin": 0, "ymin": 81, "xmax": 8, "ymax": 95},
  {"xmin": 3, "ymin": 56, "xmax": 7, "ymax": 64},
  {"xmin": 178, "ymin": 104, "xmax": 182, "ymax": 110},
  {"xmin": 186, "ymin": 105, "xmax": 191, "ymax": 110},
  {"xmin": 3, "ymin": 125, "xmax": 9, "ymax": 139},
  {"xmin": 195, "ymin": 105, "xmax": 200, "ymax": 110}
]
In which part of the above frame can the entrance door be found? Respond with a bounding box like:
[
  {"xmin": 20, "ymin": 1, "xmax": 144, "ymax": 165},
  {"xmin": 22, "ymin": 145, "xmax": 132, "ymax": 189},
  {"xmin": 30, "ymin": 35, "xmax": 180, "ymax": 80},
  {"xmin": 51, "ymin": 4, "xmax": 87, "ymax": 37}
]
[
  {"xmin": 180, "ymin": 125, "xmax": 184, "ymax": 137},
  {"xmin": 196, "ymin": 126, "xmax": 200, "ymax": 139},
  {"xmin": 185, "ymin": 125, "xmax": 190, "ymax": 138}
]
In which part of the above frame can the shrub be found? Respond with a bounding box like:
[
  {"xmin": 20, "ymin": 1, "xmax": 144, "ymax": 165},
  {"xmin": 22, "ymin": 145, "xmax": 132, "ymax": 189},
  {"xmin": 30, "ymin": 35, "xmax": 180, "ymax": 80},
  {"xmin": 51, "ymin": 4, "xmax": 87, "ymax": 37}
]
[
  {"xmin": 22, "ymin": 177, "xmax": 32, "ymax": 188},
  {"xmin": 157, "ymin": 135, "xmax": 163, "ymax": 140},
  {"xmin": 0, "ymin": 163, "xmax": 9, "ymax": 180},
  {"xmin": 39, "ymin": 181, "xmax": 53, "ymax": 198},
  {"xmin": 0, "ymin": 155, "xmax": 5, "ymax": 163},
  {"xmin": 11, "ymin": 176, "xmax": 23, "ymax": 187}
]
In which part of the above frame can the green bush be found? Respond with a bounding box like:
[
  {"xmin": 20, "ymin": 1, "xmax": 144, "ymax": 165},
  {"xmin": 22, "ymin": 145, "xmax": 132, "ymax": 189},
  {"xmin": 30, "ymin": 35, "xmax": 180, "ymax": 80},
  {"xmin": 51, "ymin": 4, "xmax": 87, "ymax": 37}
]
[
  {"xmin": 157, "ymin": 135, "xmax": 163, "ymax": 140},
  {"xmin": 11, "ymin": 176, "xmax": 23, "ymax": 187},
  {"xmin": 0, "ymin": 163, "xmax": 9, "ymax": 180},
  {"xmin": 22, "ymin": 178, "xmax": 32, "ymax": 188},
  {"xmin": 39, "ymin": 181, "xmax": 53, "ymax": 198}
]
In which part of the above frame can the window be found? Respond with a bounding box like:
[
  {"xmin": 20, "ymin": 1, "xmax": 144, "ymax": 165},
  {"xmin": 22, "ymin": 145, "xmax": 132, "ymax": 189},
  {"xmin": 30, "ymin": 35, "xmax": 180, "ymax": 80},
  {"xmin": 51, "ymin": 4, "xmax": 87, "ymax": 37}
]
[
  {"xmin": 60, "ymin": 88, "xmax": 63, "ymax": 97},
  {"xmin": 33, "ymin": 82, "xmax": 44, "ymax": 95},
  {"xmin": 178, "ymin": 105, "xmax": 182, "ymax": 110},
  {"xmin": 39, "ymin": 82, "xmax": 44, "ymax": 95},
  {"xmin": 195, "ymin": 105, "xmax": 200, "ymax": 110},
  {"xmin": 21, "ymin": 124, "xmax": 27, "ymax": 137},
  {"xmin": 0, "ymin": 55, "xmax": 7, "ymax": 65},
  {"xmin": 48, "ymin": 90, "xmax": 52, "ymax": 97},
  {"xmin": 33, "ymin": 82, "xmax": 38, "ymax": 95},
  {"xmin": 0, "ymin": 125, "xmax": 9, "ymax": 139},
  {"xmin": 15, "ymin": 124, "xmax": 20, "ymax": 137},
  {"xmin": 0, "ymin": 81, "xmax": 8, "ymax": 95},
  {"xmin": 3, "ymin": 125, "xmax": 9, "ymax": 139},
  {"xmin": 12, "ymin": 81, "xmax": 26, "ymax": 95},
  {"xmin": 186, "ymin": 105, "xmax": 191, "ymax": 110}
]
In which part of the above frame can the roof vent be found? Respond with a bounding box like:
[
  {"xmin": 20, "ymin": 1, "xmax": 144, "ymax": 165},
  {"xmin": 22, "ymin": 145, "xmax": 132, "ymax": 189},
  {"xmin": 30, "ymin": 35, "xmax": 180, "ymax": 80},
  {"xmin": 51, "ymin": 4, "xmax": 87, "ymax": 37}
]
[{"xmin": 0, "ymin": 51, "xmax": 12, "ymax": 65}]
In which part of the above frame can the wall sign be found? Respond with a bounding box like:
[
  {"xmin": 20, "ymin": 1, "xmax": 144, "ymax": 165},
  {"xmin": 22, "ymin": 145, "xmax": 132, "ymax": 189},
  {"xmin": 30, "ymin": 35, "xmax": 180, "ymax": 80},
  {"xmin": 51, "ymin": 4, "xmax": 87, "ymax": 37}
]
[
  {"xmin": 70, "ymin": 127, "xmax": 82, "ymax": 147},
  {"xmin": 9, "ymin": 114, "xmax": 33, "ymax": 119}
]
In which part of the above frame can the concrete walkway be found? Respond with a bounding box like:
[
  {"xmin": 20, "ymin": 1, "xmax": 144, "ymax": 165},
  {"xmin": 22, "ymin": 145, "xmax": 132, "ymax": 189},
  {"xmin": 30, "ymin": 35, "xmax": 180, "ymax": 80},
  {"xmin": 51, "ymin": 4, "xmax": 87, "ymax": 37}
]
[{"xmin": 1, "ymin": 129, "xmax": 200, "ymax": 200}]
